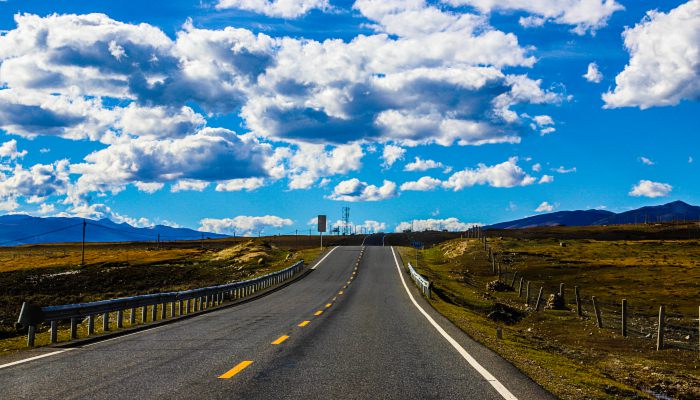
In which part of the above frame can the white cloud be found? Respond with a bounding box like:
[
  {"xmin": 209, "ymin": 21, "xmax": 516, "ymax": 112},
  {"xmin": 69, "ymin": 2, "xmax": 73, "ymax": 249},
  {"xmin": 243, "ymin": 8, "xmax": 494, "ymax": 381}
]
[
  {"xmin": 444, "ymin": 0, "xmax": 624, "ymax": 34},
  {"xmin": 535, "ymin": 201, "xmax": 555, "ymax": 212},
  {"xmin": 395, "ymin": 217, "xmax": 479, "ymax": 232},
  {"xmin": 0, "ymin": 160, "xmax": 70, "ymax": 204},
  {"xmin": 381, "ymin": 145, "xmax": 405, "ymax": 169},
  {"xmin": 629, "ymin": 180, "xmax": 672, "ymax": 198},
  {"xmin": 0, "ymin": 139, "xmax": 27, "ymax": 159},
  {"xmin": 269, "ymin": 143, "xmax": 364, "ymax": 190},
  {"xmin": 443, "ymin": 157, "xmax": 536, "ymax": 190},
  {"xmin": 199, "ymin": 215, "xmax": 293, "ymax": 236},
  {"xmin": 215, "ymin": 177, "xmax": 265, "ymax": 192},
  {"xmin": 404, "ymin": 157, "xmax": 446, "ymax": 172},
  {"xmin": 539, "ymin": 174, "xmax": 554, "ymax": 184},
  {"xmin": 37, "ymin": 203, "xmax": 56, "ymax": 215},
  {"xmin": 604, "ymin": 1, "xmax": 700, "ymax": 109},
  {"xmin": 134, "ymin": 181, "xmax": 165, "ymax": 193},
  {"xmin": 170, "ymin": 179, "xmax": 210, "ymax": 193},
  {"xmin": 400, "ymin": 176, "xmax": 443, "ymax": 191},
  {"xmin": 583, "ymin": 62, "xmax": 603, "ymax": 83},
  {"xmin": 356, "ymin": 220, "xmax": 387, "ymax": 233},
  {"xmin": 532, "ymin": 163, "xmax": 542, "ymax": 172},
  {"xmin": 553, "ymin": 166, "xmax": 577, "ymax": 173},
  {"xmin": 112, "ymin": 212, "xmax": 153, "ymax": 228},
  {"xmin": 639, "ymin": 156, "xmax": 655, "ymax": 166},
  {"xmin": 328, "ymin": 178, "xmax": 398, "ymax": 202},
  {"xmin": 215, "ymin": 0, "xmax": 330, "ymax": 18}
]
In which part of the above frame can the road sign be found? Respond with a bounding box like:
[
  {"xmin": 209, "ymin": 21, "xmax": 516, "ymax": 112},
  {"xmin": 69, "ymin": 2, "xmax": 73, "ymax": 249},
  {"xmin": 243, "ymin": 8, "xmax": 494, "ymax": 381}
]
[{"xmin": 317, "ymin": 215, "xmax": 327, "ymax": 233}]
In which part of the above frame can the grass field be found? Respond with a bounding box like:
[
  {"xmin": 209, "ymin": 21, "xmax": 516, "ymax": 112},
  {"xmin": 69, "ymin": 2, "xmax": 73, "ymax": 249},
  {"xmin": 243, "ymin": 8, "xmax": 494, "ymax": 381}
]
[
  {"xmin": 0, "ymin": 234, "xmax": 361, "ymax": 354},
  {"xmin": 399, "ymin": 225, "xmax": 700, "ymax": 399}
]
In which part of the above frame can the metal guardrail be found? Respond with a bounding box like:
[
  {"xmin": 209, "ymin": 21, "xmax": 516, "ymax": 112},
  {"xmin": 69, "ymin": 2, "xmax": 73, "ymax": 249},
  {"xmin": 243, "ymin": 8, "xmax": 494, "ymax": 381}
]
[
  {"xmin": 407, "ymin": 262, "xmax": 431, "ymax": 299},
  {"xmin": 17, "ymin": 260, "xmax": 305, "ymax": 347}
]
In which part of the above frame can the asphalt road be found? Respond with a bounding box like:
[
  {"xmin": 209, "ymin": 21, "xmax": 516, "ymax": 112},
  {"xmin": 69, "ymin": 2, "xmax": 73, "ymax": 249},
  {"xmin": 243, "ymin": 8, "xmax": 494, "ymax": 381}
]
[{"xmin": 0, "ymin": 244, "xmax": 554, "ymax": 399}]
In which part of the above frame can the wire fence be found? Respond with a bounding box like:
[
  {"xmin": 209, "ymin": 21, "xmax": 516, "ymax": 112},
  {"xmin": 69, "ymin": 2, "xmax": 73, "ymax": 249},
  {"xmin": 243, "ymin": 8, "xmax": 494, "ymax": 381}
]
[{"xmin": 471, "ymin": 235, "xmax": 700, "ymax": 354}]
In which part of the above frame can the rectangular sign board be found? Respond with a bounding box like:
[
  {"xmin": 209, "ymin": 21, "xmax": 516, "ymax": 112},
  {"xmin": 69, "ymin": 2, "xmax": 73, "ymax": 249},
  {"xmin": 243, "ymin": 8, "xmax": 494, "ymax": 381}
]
[{"xmin": 317, "ymin": 215, "xmax": 327, "ymax": 233}]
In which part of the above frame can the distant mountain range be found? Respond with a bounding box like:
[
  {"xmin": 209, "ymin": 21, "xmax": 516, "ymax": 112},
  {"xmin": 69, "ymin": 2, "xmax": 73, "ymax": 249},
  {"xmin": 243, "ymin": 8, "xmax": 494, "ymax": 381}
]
[
  {"xmin": 487, "ymin": 201, "xmax": 700, "ymax": 229},
  {"xmin": 0, "ymin": 215, "xmax": 228, "ymax": 246}
]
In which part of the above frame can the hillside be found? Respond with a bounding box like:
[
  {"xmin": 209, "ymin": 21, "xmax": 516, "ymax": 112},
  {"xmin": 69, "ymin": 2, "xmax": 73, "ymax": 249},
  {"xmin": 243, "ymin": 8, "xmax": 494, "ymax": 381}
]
[
  {"xmin": 487, "ymin": 200, "xmax": 700, "ymax": 229},
  {"xmin": 0, "ymin": 215, "xmax": 227, "ymax": 245}
]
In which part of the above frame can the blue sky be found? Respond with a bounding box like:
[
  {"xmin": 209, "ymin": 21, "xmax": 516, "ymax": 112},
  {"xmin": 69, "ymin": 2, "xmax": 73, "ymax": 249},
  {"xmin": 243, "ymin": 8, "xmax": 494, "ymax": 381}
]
[{"xmin": 0, "ymin": 0, "xmax": 697, "ymax": 235}]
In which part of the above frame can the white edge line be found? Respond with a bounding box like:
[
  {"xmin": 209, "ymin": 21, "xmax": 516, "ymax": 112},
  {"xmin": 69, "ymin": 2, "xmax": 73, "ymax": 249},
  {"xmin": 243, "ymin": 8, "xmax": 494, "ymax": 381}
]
[
  {"xmin": 311, "ymin": 246, "xmax": 338, "ymax": 270},
  {"xmin": 390, "ymin": 246, "xmax": 518, "ymax": 400},
  {"xmin": 0, "ymin": 349, "xmax": 73, "ymax": 370}
]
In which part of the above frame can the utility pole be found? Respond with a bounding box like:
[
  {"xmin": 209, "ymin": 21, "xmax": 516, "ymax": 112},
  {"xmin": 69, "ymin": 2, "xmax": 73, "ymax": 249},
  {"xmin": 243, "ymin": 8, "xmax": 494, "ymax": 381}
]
[
  {"xmin": 157, "ymin": 234, "xmax": 160, "ymax": 250},
  {"xmin": 201, "ymin": 233, "xmax": 204, "ymax": 249},
  {"xmin": 81, "ymin": 219, "xmax": 86, "ymax": 266}
]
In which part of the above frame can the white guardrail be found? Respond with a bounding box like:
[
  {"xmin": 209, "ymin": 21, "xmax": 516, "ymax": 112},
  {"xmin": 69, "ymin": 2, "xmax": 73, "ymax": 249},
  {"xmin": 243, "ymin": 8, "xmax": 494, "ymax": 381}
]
[
  {"xmin": 407, "ymin": 262, "xmax": 431, "ymax": 299},
  {"xmin": 17, "ymin": 260, "xmax": 305, "ymax": 347}
]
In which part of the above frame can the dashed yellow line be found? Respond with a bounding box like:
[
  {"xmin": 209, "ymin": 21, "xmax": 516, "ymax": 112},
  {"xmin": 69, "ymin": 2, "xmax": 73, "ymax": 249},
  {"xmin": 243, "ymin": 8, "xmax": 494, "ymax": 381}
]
[
  {"xmin": 314, "ymin": 310, "xmax": 323, "ymax": 316},
  {"xmin": 338, "ymin": 291, "xmax": 344, "ymax": 295},
  {"xmin": 271, "ymin": 335, "xmax": 289, "ymax": 345},
  {"xmin": 218, "ymin": 360, "xmax": 253, "ymax": 379},
  {"xmin": 325, "ymin": 303, "xmax": 332, "ymax": 308},
  {"xmin": 298, "ymin": 320, "xmax": 310, "ymax": 327}
]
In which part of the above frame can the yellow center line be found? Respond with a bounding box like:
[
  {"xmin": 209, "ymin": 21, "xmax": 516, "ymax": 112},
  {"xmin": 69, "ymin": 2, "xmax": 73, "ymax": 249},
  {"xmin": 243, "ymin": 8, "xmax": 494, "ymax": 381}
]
[
  {"xmin": 271, "ymin": 335, "xmax": 289, "ymax": 345},
  {"xmin": 314, "ymin": 310, "xmax": 323, "ymax": 316},
  {"xmin": 332, "ymin": 297, "xmax": 337, "ymax": 301},
  {"xmin": 298, "ymin": 320, "xmax": 310, "ymax": 327},
  {"xmin": 325, "ymin": 303, "xmax": 332, "ymax": 308},
  {"xmin": 218, "ymin": 360, "xmax": 253, "ymax": 379},
  {"xmin": 338, "ymin": 291, "xmax": 344, "ymax": 295}
]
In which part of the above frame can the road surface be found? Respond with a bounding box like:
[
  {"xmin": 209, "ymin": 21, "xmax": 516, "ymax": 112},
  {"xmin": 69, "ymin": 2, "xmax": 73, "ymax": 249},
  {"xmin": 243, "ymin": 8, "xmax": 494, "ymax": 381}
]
[{"xmin": 0, "ymin": 244, "xmax": 553, "ymax": 399}]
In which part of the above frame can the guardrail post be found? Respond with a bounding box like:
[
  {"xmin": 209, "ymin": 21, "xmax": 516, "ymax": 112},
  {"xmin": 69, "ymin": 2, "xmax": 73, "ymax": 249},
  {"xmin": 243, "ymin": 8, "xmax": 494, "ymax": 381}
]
[
  {"xmin": 427, "ymin": 282, "xmax": 432, "ymax": 299},
  {"xmin": 151, "ymin": 304, "xmax": 158, "ymax": 321},
  {"xmin": 621, "ymin": 299, "xmax": 627, "ymax": 337},
  {"xmin": 27, "ymin": 325, "xmax": 36, "ymax": 347},
  {"xmin": 70, "ymin": 317, "xmax": 78, "ymax": 339},
  {"xmin": 50, "ymin": 321, "xmax": 58, "ymax": 343},
  {"xmin": 103, "ymin": 312, "xmax": 110, "ymax": 331},
  {"xmin": 657, "ymin": 305, "xmax": 665, "ymax": 351},
  {"xmin": 592, "ymin": 296, "xmax": 602, "ymax": 328},
  {"xmin": 160, "ymin": 303, "xmax": 166, "ymax": 320},
  {"xmin": 88, "ymin": 315, "xmax": 95, "ymax": 335},
  {"xmin": 141, "ymin": 306, "xmax": 147, "ymax": 323},
  {"xmin": 199, "ymin": 297, "xmax": 204, "ymax": 311},
  {"xmin": 130, "ymin": 308, "xmax": 136, "ymax": 325},
  {"xmin": 170, "ymin": 302, "xmax": 175, "ymax": 317},
  {"xmin": 178, "ymin": 300, "xmax": 183, "ymax": 315},
  {"xmin": 117, "ymin": 310, "xmax": 123, "ymax": 329}
]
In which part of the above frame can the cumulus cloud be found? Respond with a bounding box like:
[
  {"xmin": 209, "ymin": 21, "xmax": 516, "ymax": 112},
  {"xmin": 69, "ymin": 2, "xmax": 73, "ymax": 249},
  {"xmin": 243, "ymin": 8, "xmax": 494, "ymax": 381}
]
[
  {"xmin": 539, "ymin": 175, "xmax": 554, "ymax": 184},
  {"xmin": 0, "ymin": 160, "xmax": 70, "ymax": 205},
  {"xmin": 629, "ymin": 180, "xmax": 672, "ymax": 198},
  {"xmin": 404, "ymin": 157, "xmax": 447, "ymax": 172},
  {"xmin": 444, "ymin": 0, "xmax": 624, "ymax": 34},
  {"xmin": 532, "ymin": 163, "xmax": 542, "ymax": 172},
  {"xmin": 400, "ymin": 176, "xmax": 442, "ymax": 191},
  {"xmin": 71, "ymin": 128, "xmax": 268, "ymax": 195},
  {"xmin": 604, "ymin": 1, "xmax": 700, "ymax": 109},
  {"xmin": 535, "ymin": 201, "xmax": 555, "ymax": 212},
  {"xmin": 443, "ymin": 157, "xmax": 536, "ymax": 190},
  {"xmin": 199, "ymin": 215, "xmax": 293, "ymax": 236},
  {"xmin": 328, "ymin": 178, "xmax": 398, "ymax": 202},
  {"xmin": 0, "ymin": 139, "xmax": 27, "ymax": 160},
  {"xmin": 553, "ymin": 166, "xmax": 577, "ymax": 173},
  {"xmin": 215, "ymin": 177, "xmax": 265, "ymax": 192},
  {"xmin": 381, "ymin": 145, "xmax": 405, "ymax": 169},
  {"xmin": 269, "ymin": 143, "xmax": 364, "ymax": 189},
  {"xmin": 395, "ymin": 217, "xmax": 479, "ymax": 232},
  {"xmin": 170, "ymin": 179, "xmax": 210, "ymax": 193},
  {"xmin": 215, "ymin": 0, "xmax": 330, "ymax": 18},
  {"xmin": 583, "ymin": 62, "xmax": 603, "ymax": 83}
]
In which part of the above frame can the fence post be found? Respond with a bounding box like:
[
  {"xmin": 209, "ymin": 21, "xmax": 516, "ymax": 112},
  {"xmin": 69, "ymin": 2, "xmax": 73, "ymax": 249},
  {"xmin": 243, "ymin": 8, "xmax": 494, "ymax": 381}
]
[
  {"xmin": 510, "ymin": 272, "xmax": 517, "ymax": 288},
  {"xmin": 621, "ymin": 299, "xmax": 627, "ymax": 337},
  {"xmin": 535, "ymin": 287, "xmax": 544, "ymax": 311},
  {"xmin": 70, "ymin": 317, "xmax": 78, "ymax": 339},
  {"xmin": 27, "ymin": 325, "xmax": 36, "ymax": 347},
  {"xmin": 518, "ymin": 277, "xmax": 524, "ymax": 297},
  {"xmin": 558, "ymin": 283, "xmax": 565, "ymax": 300},
  {"xmin": 592, "ymin": 296, "xmax": 602, "ymax": 328},
  {"xmin": 525, "ymin": 281, "xmax": 531, "ymax": 305},
  {"xmin": 657, "ymin": 305, "xmax": 665, "ymax": 351},
  {"xmin": 575, "ymin": 286, "xmax": 582, "ymax": 317}
]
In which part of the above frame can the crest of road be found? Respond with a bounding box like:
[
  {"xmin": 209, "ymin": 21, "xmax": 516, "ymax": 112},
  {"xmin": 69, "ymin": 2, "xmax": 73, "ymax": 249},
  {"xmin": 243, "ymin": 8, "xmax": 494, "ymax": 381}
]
[{"xmin": 0, "ymin": 237, "xmax": 554, "ymax": 399}]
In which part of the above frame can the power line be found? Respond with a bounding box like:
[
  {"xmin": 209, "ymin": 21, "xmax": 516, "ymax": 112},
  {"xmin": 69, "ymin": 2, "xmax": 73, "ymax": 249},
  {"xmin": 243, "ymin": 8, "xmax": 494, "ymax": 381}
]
[{"xmin": 0, "ymin": 222, "xmax": 83, "ymax": 246}]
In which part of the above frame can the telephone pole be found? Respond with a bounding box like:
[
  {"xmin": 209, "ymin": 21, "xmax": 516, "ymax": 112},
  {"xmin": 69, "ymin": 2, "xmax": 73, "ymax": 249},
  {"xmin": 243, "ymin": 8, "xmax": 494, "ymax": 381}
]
[{"xmin": 81, "ymin": 219, "xmax": 86, "ymax": 266}]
